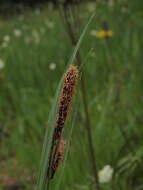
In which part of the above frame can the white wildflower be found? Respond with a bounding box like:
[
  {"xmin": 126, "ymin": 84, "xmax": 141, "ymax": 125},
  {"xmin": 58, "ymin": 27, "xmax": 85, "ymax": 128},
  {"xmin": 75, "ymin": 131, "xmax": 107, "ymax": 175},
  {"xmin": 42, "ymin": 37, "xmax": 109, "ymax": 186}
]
[
  {"xmin": 90, "ymin": 30, "xmax": 98, "ymax": 37},
  {"xmin": 98, "ymin": 165, "xmax": 114, "ymax": 183},
  {"xmin": 49, "ymin": 63, "xmax": 56, "ymax": 71},
  {"xmin": 0, "ymin": 59, "xmax": 5, "ymax": 69},
  {"xmin": 3, "ymin": 35, "xmax": 10, "ymax": 42},
  {"xmin": 14, "ymin": 29, "xmax": 22, "ymax": 37}
]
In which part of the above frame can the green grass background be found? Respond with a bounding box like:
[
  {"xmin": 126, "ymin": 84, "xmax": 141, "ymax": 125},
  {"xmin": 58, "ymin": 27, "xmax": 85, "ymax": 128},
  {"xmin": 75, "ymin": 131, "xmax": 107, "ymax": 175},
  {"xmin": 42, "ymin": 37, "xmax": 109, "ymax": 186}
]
[{"xmin": 0, "ymin": 1, "xmax": 143, "ymax": 189}]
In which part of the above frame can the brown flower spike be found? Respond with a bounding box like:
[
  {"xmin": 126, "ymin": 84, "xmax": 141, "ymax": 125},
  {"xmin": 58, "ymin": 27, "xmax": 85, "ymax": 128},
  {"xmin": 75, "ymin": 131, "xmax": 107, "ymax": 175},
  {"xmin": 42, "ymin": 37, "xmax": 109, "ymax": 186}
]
[
  {"xmin": 54, "ymin": 65, "xmax": 78, "ymax": 139},
  {"xmin": 50, "ymin": 138, "xmax": 66, "ymax": 179},
  {"xmin": 49, "ymin": 65, "xmax": 78, "ymax": 179}
]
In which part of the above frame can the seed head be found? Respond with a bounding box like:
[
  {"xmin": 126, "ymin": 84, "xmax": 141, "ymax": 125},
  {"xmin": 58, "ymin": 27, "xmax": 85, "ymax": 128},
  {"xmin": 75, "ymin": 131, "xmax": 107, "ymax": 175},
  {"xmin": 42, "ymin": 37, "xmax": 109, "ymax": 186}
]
[
  {"xmin": 54, "ymin": 65, "xmax": 78, "ymax": 139},
  {"xmin": 48, "ymin": 65, "xmax": 78, "ymax": 180},
  {"xmin": 51, "ymin": 138, "xmax": 66, "ymax": 179}
]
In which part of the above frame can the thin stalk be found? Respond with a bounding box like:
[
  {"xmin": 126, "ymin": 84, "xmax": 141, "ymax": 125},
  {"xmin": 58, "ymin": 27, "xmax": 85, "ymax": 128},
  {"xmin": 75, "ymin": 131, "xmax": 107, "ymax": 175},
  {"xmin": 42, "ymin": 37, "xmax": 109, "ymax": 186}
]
[{"xmin": 76, "ymin": 52, "xmax": 100, "ymax": 190}]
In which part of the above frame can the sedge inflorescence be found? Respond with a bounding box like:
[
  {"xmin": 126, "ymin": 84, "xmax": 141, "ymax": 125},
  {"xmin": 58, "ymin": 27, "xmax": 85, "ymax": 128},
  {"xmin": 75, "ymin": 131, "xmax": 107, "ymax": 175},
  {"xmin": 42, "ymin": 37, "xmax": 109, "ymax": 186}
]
[
  {"xmin": 48, "ymin": 65, "xmax": 78, "ymax": 179},
  {"xmin": 54, "ymin": 65, "xmax": 78, "ymax": 139},
  {"xmin": 51, "ymin": 137, "xmax": 66, "ymax": 179}
]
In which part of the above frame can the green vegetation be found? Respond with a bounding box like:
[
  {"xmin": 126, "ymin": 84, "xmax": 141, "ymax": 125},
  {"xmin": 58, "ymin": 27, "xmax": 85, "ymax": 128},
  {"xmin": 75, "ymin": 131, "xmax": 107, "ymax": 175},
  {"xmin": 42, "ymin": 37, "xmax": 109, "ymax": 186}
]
[{"xmin": 0, "ymin": 1, "xmax": 143, "ymax": 189}]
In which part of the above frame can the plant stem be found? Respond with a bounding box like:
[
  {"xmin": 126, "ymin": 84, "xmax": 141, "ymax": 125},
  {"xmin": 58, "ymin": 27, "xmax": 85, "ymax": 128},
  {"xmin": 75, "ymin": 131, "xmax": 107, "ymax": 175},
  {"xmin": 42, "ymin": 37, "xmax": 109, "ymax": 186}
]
[{"xmin": 76, "ymin": 52, "xmax": 100, "ymax": 190}]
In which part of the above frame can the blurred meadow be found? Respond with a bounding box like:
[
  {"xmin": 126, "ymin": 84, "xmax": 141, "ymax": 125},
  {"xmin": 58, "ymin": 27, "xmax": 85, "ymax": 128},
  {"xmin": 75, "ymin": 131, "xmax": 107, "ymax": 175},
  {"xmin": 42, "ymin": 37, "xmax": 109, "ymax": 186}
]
[{"xmin": 0, "ymin": 0, "xmax": 143, "ymax": 189}]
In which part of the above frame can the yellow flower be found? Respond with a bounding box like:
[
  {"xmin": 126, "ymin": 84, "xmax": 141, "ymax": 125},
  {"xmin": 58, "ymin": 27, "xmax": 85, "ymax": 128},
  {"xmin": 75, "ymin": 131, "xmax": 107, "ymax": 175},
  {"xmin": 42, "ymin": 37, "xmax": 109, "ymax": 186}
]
[
  {"xmin": 107, "ymin": 30, "xmax": 113, "ymax": 37},
  {"xmin": 97, "ymin": 30, "xmax": 113, "ymax": 38},
  {"xmin": 97, "ymin": 30, "xmax": 106, "ymax": 38}
]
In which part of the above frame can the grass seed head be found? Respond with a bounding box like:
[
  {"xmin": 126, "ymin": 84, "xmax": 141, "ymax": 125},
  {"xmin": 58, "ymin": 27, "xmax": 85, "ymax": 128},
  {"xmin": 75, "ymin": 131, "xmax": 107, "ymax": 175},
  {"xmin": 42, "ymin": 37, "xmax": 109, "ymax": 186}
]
[
  {"xmin": 51, "ymin": 138, "xmax": 66, "ymax": 179},
  {"xmin": 54, "ymin": 65, "xmax": 78, "ymax": 139},
  {"xmin": 49, "ymin": 65, "xmax": 78, "ymax": 180}
]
